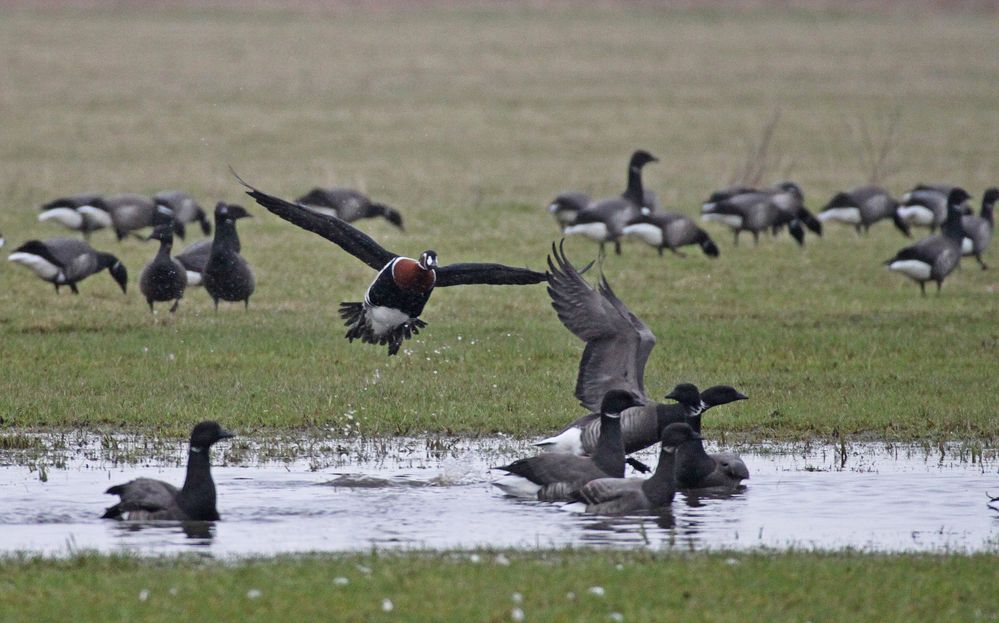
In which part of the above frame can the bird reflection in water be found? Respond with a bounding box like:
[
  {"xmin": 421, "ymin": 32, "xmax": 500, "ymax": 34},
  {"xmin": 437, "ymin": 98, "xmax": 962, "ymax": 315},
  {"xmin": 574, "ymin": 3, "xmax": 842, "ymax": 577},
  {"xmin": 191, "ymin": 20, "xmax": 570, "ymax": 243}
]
[{"xmin": 107, "ymin": 520, "xmax": 215, "ymax": 544}]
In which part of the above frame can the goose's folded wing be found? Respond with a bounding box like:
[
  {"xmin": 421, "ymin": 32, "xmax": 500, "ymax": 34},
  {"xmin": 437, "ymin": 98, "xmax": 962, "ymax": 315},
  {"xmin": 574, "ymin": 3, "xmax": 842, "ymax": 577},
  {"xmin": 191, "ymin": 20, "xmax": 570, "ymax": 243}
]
[
  {"xmin": 435, "ymin": 262, "xmax": 546, "ymax": 287},
  {"xmin": 175, "ymin": 240, "xmax": 211, "ymax": 272},
  {"xmin": 106, "ymin": 478, "xmax": 179, "ymax": 513},
  {"xmin": 234, "ymin": 172, "xmax": 396, "ymax": 270}
]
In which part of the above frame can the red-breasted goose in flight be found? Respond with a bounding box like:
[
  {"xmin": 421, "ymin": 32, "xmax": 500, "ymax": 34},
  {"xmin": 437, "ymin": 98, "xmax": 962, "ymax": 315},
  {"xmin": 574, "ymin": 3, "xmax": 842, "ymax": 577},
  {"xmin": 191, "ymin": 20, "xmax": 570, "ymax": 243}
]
[
  {"xmin": 8, "ymin": 238, "xmax": 127, "ymax": 294},
  {"xmin": 886, "ymin": 188, "xmax": 970, "ymax": 295},
  {"xmin": 296, "ymin": 187, "xmax": 404, "ymax": 230},
  {"xmin": 961, "ymin": 187, "xmax": 997, "ymax": 269},
  {"xmin": 102, "ymin": 421, "xmax": 233, "ymax": 521},
  {"xmin": 236, "ymin": 172, "xmax": 547, "ymax": 356},
  {"xmin": 563, "ymin": 150, "xmax": 658, "ymax": 255}
]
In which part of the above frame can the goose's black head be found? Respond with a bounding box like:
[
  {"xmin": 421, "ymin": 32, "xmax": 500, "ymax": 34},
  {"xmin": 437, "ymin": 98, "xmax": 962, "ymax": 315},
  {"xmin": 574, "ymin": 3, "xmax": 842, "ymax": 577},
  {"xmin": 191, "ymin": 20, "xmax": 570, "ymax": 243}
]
[
  {"xmin": 789, "ymin": 219, "xmax": 806, "ymax": 246},
  {"xmin": 700, "ymin": 385, "xmax": 749, "ymax": 408},
  {"xmin": 382, "ymin": 205, "xmax": 404, "ymax": 230},
  {"xmin": 945, "ymin": 188, "xmax": 972, "ymax": 223},
  {"xmin": 419, "ymin": 250, "xmax": 438, "ymax": 270},
  {"xmin": 664, "ymin": 383, "xmax": 700, "ymax": 408},
  {"xmin": 151, "ymin": 203, "xmax": 175, "ymax": 229},
  {"xmin": 548, "ymin": 193, "xmax": 590, "ymax": 214},
  {"xmin": 600, "ymin": 389, "xmax": 642, "ymax": 418},
  {"xmin": 629, "ymin": 150, "xmax": 658, "ymax": 171},
  {"xmin": 775, "ymin": 181, "xmax": 804, "ymax": 200},
  {"xmin": 189, "ymin": 421, "xmax": 235, "ymax": 451},
  {"xmin": 982, "ymin": 187, "xmax": 999, "ymax": 208},
  {"xmin": 102, "ymin": 255, "xmax": 128, "ymax": 294},
  {"xmin": 660, "ymin": 422, "xmax": 701, "ymax": 453},
  {"xmin": 215, "ymin": 202, "xmax": 252, "ymax": 223},
  {"xmin": 146, "ymin": 223, "xmax": 174, "ymax": 244}
]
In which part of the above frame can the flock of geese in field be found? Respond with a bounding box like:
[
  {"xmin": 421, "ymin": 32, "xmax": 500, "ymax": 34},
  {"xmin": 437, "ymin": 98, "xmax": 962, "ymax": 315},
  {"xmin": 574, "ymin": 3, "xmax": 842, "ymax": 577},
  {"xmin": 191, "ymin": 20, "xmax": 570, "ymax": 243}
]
[{"xmin": 0, "ymin": 150, "xmax": 995, "ymax": 520}]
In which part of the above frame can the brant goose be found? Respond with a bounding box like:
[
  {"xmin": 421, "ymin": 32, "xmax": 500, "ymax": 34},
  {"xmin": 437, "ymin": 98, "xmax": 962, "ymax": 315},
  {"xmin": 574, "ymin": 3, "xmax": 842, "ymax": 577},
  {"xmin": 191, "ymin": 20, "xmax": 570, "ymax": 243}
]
[
  {"xmin": 103, "ymin": 194, "xmax": 180, "ymax": 241},
  {"xmin": 961, "ymin": 187, "xmax": 997, "ymax": 269},
  {"xmin": 174, "ymin": 220, "xmax": 242, "ymax": 288},
  {"xmin": 102, "ymin": 421, "xmax": 233, "ymax": 521},
  {"xmin": 622, "ymin": 209, "xmax": 720, "ymax": 258},
  {"xmin": 203, "ymin": 202, "xmax": 255, "ymax": 310},
  {"xmin": 770, "ymin": 181, "xmax": 822, "ymax": 241},
  {"xmin": 8, "ymin": 238, "xmax": 127, "ymax": 294},
  {"xmin": 547, "ymin": 192, "xmax": 591, "ymax": 231},
  {"xmin": 236, "ymin": 173, "xmax": 547, "ymax": 356},
  {"xmin": 675, "ymin": 428, "xmax": 749, "ymax": 490},
  {"xmin": 563, "ymin": 150, "xmax": 658, "ymax": 255},
  {"xmin": 139, "ymin": 224, "xmax": 187, "ymax": 313},
  {"xmin": 38, "ymin": 193, "xmax": 113, "ymax": 239},
  {"xmin": 701, "ymin": 183, "xmax": 817, "ymax": 246},
  {"xmin": 492, "ymin": 390, "xmax": 641, "ymax": 501},
  {"xmin": 572, "ymin": 423, "xmax": 701, "ymax": 514},
  {"xmin": 819, "ymin": 185, "xmax": 910, "ymax": 236},
  {"xmin": 154, "ymin": 191, "xmax": 211, "ymax": 237},
  {"xmin": 898, "ymin": 184, "xmax": 972, "ymax": 232},
  {"xmin": 296, "ymin": 187, "xmax": 404, "ymax": 230},
  {"xmin": 886, "ymin": 188, "xmax": 969, "ymax": 295}
]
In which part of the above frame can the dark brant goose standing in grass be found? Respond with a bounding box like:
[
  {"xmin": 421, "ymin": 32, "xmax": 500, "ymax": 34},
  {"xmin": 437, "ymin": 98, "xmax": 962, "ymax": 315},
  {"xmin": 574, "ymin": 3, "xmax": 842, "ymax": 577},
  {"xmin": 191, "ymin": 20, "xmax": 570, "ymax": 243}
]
[
  {"xmin": 236, "ymin": 173, "xmax": 547, "ymax": 356},
  {"xmin": 818, "ymin": 185, "xmax": 911, "ymax": 236},
  {"xmin": 38, "ymin": 193, "xmax": 113, "ymax": 239},
  {"xmin": 492, "ymin": 390, "xmax": 641, "ymax": 501},
  {"xmin": 8, "ymin": 238, "xmax": 127, "ymax": 294},
  {"xmin": 961, "ymin": 187, "xmax": 997, "ymax": 269},
  {"xmin": 886, "ymin": 188, "xmax": 970, "ymax": 295},
  {"xmin": 571, "ymin": 423, "xmax": 701, "ymax": 514},
  {"xmin": 139, "ymin": 224, "xmax": 187, "ymax": 313},
  {"xmin": 538, "ymin": 243, "xmax": 748, "ymax": 460},
  {"xmin": 675, "ymin": 426, "xmax": 749, "ymax": 489},
  {"xmin": 622, "ymin": 208, "xmax": 720, "ymax": 258},
  {"xmin": 898, "ymin": 184, "xmax": 972, "ymax": 232},
  {"xmin": 563, "ymin": 150, "xmax": 658, "ymax": 255},
  {"xmin": 203, "ymin": 202, "xmax": 255, "ymax": 310},
  {"xmin": 546, "ymin": 192, "xmax": 591, "ymax": 231},
  {"xmin": 154, "ymin": 191, "xmax": 211, "ymax": 237},
  {"xmin": 296, "ymin": 187, "xmax": 404, "ymax": 230},
  {"xmin": 102, "ymin": 421, "xmax": 233, "ymax": 521},
  {"xmin": 103, "ymin": 193, "xmax": 181, "ymax": 241}
]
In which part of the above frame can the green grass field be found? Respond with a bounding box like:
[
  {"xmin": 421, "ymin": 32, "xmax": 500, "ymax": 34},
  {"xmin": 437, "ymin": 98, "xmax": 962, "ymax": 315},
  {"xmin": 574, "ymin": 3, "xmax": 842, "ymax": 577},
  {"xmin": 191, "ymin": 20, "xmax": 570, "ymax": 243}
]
[{"xmin": 1, "ymin": 5, "xmax": 998, "ymax": 444}]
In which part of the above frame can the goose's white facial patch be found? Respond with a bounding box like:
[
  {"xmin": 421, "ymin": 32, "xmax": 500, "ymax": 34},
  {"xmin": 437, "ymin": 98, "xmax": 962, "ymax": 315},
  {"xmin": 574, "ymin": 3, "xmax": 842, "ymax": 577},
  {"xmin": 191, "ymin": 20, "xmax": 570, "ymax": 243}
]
[
  {"xmin": 38, "ymin": 208, "xmax": 83, "ymax": 229},
  {"xmin": 8, "ymin": 252, "xmax": 63, "ymax": 281},
  {"xmin": 622, "ymin": 223, "xmax": 662, "ymax": 247},
  {"xmin": 889, "ymin": 260, "xmax": 932, "ymax": 281},
  {"xmin": 702, "ymin": 213, "xmax": 743, "ymax": 229},
  {"xmin": 366, "ymin": 305, "xmax": 410, "ymax": 337},
  {"xmin": 819, "ymin": 207, "xmax": 862, "ymax": 225},
  {"xmin": 564, "ymin": 222, "xmax": 609, "ymax": 242},
  {"xmin": 897, "ymin": 205, "xmax": 935, "ymax": 226}
]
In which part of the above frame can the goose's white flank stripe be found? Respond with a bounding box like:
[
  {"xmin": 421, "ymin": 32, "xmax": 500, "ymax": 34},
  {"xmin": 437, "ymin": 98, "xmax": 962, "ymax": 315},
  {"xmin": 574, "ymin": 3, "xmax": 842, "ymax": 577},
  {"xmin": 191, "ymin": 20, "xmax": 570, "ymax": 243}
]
[
  {"xmin": 888, "ymin": 260, "xmax": 932, "ymax": 281},
  {"xmin": 622, "ymin": 223, "xmax": 663, "ymax": 246},
  {"xmin": 8, "ymin": 252, "xmax": 63, "ymax": 281},
  {"xmin": 818, "ymin": 207, "xmax": 862, "ymax": 225},
  {"xmin": 701, "ymin": 213, "xmax": 743, "ymax": 228},
  {"xmin": 185, "ymin": 270, "xmax": 203, "ymax": 287},
  {"xmin": 534, "ymin": 426, "xmax": 583, "ymax": 454},
  {"xmin": 491, "ymin": 474, "xmax": 541, "ymax": 498},
  {"xmin": 38, "ymin": 207, "xmax": 83, "ymax": 229},
  {"xmin": 897, "ymin": 205, "xmax": 935, "ymax": 226},
  {"xmin": 563, "ymin": 222, "xmax": 610, "ymax": 242}
]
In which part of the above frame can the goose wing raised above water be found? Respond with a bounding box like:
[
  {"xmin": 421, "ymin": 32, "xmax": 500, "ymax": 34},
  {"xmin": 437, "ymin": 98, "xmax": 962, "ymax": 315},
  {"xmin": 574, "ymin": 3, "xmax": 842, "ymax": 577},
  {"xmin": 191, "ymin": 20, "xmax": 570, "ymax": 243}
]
[{"xmin": 547, "ymin": 242, "xmax": 655, "ymax": 411}]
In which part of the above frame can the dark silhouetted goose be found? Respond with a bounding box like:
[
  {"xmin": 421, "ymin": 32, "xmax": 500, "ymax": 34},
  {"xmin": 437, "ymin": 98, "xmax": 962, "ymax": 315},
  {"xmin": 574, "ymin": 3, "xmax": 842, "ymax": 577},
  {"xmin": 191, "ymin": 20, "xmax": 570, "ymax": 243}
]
[
  {"xmin": 38, "ymin": 193, "xmax": 113, "ymax": 239},
  {"xmin": 675, "ymin": 431, "xmax": 749, "ymax": 490},
  {"xmin": 492, "ymin": 390, "xmax": 641, "ymax": 501},
  {"xmin": 886, "ymin": 188, "xmax": 969, "ymax": 295},
  {"xmin": 563, "ymin": 150, "xmax": 658, "ymax": 254},
  {"xmin": 961, "ymin": 187, "xmax": 997, "ymax": 269},
  {"xmin": 154, "ymin": 191, "xmax": 211, "ymax": 237},
  {"xmin": 139, "ymin": 224, "xmax": 187, "ymax": 313},
  {"xmin": 102, "ymin": 421, "xmax": 233, "ymax": 521},
  {"xmin": 623, "ymin": 209, "xmax": 719, "ymax": 257},
  {"xmin": 573, "ymin": 423, "xmax": 701, "ymax": 514},
  {"xmin": 770, "ymin": 181, "xmax": 822, "ymax": 241},
  {"xmin": 898, "ymin": 184, "xmax": 972, "ymax": 232},
  {"xmin": 103, "ymin": 193, "xmax": 179, "ymax": 241},
  {"xmin": 203, "ymin": 202, "xmax": 255, "ymax": 310},
  {"xmin": 296, "ymin": 187, "xmax": 404, "ymax": 230},
  {"xmin": 819, "ymin": 185, "xmax": 910, "ymax": 236},
  {"xmin": 547, "ymin": 192, "xmax": 591, "ymax": 231},
  {"xmin": 8, "ymin": 238, "xmax": 127, "ymax": 294},
  {"xmin": 237, "ymin": 173, "xmax": 547, "ymax": 356}
]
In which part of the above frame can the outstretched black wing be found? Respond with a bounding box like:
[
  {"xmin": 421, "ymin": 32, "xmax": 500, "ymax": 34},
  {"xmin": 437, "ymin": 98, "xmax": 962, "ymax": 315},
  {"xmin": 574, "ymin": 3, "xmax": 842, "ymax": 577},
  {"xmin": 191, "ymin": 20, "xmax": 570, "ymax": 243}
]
[
  {"xmin": 435, "ymin": 262, "xmax": 546, "ymax": 287},
  {"xmin": 233, "ymin": 170, "xmax": 397, "ymax": 270}
]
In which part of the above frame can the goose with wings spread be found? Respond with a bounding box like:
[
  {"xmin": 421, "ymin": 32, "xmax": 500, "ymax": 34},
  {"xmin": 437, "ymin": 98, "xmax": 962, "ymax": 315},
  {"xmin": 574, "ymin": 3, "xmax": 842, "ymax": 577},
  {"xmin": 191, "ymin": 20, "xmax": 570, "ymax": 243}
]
[{"xmin": 236, "ymin": 174, "xmax": 547, "ymax": 355}]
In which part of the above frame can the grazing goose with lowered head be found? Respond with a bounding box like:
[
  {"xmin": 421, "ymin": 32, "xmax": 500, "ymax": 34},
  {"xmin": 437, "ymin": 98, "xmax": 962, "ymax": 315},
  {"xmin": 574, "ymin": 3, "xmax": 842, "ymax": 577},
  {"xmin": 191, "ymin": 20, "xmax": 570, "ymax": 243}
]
[
  {"xmin": 492, "ymin": 390, "xmax": 641, "ymax": 501},
  {"xmin": 701, "ymin": 187, "xmax": 797, "ymax": 245},
  {"xmin": 103, "ymin": 193, "xmax": 181, "ymax": 241},
  {"xmin": 154, "ymin": 191, "xmax": 211, "ymax": 237},
  {"xmin": 818, "ymin": 185, "xmax": 910, "ymax": 236},
  {"xmin": 675, "ymin": 427, "xmax": 749, "ymax": 489},
  {"xmin": 886, "ymin": 188, "xmax": 969, "ymax": 295},
  {"xmin": 237, "ymin": 173, "xmax": 547, "ymax": 356},
  {"xmin": 139, "ymin": 224, "xmax": 187, "ymax": 313},
  {"xmin": 296, "ymin": 187, "xmax": 404, "ymax": 230},
  {"xmin": 8, "ymin": 238, "xmax": 127, "ymax": 294},
  {"xmin": 563, "ymin": 150, "xmax": 658, "ymax": 255},
  {"xmin": 769, "ymin": 181, "xmax": 822, "ymax": 241},
  {"xmin": 961, "ymin": 187, "xmax": 997, "ymax": 269},
  {"xmin": 38, "ymin": 193, "xmax": 113, "ymax": 239},
  {"xmin": 623, "ymin": 209, "xmax": 720, "ymax": 258},
  {"xmin": 898, "ymin": 184, "xmax": 972, "ymax": 232},
  {"xmin": 572, "ymin": 423, "xmax": 701, "ymax": 514},
  {"xmin": 102, "ymin": 421, "xmax": 233, "ymax": 521},
  {"xmin": 203, "ymin": 202, "xmax": 255, "ymax": 310}
]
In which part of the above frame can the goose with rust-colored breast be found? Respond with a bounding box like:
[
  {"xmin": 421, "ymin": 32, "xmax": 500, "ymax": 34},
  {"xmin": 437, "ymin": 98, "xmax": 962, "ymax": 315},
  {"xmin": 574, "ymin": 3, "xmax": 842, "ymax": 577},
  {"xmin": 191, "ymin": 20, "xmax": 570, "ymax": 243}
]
[
  {"xmin": 296, "ymin": 187, "xmax": 404, "ymax": 230},
  {"xmin": 8, "ymin": 238, "xmax": 127, "ymax": 294},
  {"xmin": 236, "ymin": 172, "xmax": 547, "ymax": 356}
]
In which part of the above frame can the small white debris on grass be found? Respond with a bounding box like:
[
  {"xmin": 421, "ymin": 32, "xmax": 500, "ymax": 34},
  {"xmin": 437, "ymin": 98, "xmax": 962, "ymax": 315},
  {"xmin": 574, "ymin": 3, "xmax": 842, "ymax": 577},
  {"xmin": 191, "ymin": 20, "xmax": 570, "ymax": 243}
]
[
  {"xmin": 495, "ymin": 554, "xmax": 510, "ymax": 566},
  {"xmin": 615, "ymin": 564, "xmax": 624, "ymax": 571},
  {"xmin": 356, "ymin": 564, "xmax": 372, "ymax": 575},
  {"xmin": 138, "ymin": 589, "xmax": 149, "ymax": 602},
  {"xmin": 511, "ymin": 592, "xmax": 522, "ymax": 604},
  {"xmin": 381, "ymin": 598, "xmax": 394, "ymax": 612},
  {"xmin": 566, "ymin": 592, "xmax": 576, "ymax": 601},
  {"xmin": 168, "ymin": 587, "xmax": 178, "ymax": 596},
  {"xmin": 246, "ymin": 589, "xmax": 261, "ymax": 599},
  {"xmin": 610, "ymin": 613, "xmax": 624, "ymax": 622},
  {"xmin": 511, "ymin": 607, "xmax": 525, "ymax": 621},
  {"xmin": 725, "ymin": 558, "xmax": 740, "ymax": 566},
  {"xmin": 333, "ymin": 577, "xmax": 349, "ymax": 586},
  {"xmin": 587, "ymin": 586, "xmax": 605, "ymax": 597},
  {"xmin": 469, "ymin": 553, "xmax": 481, "ymax": 563}
]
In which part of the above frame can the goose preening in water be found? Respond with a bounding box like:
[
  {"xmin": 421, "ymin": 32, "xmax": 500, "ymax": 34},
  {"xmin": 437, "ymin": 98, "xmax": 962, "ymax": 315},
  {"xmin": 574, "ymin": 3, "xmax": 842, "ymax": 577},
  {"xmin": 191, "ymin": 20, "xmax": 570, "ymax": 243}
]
[
  {"xmin": 296, "ymin": 187, "xmax": 404, "ymax": 230},
  {"xmin": 203, "ymin": 202, "xmax": 255, "ymax": 310},
  {"xmin": 236, "ymin": 172, "xmax": 547, "ymax": 356},
  {"xmin": 102, "ymin": 421, "xmax": 233, "ymax": 521},
  {"xmin": 492, "ymin": 390, "xmax": 642, "ymax": 501},
  {"xmin": 818, "ymin": 186, "xmax": 910, "ymax": 236},
  {"xmin": 571, "ymin": 423, "xmax": 701, "ymax": 514},
  {"xmin": 622, "ymin": 208, "xmax": 720, "ymax": 258},
  {"xmin": 154, "ymin": 191, "xmax": 211, "ymax": 237},
  {"xmin": 139, "ymin": 224, "xmax": 187, "ymax": 313},
  {"xmin": 563, "ymin": 150, "xmax": 658, "ymax": 255},
  {"xmin": 38, "ymin": 193, "xmax": 113, "ymax": 238},
  {"xmin": 961, "ymin": 187, "xmax": 997, "ymax": 269},
  {"xmin": 886, "ymin": 188, "xmax": 969, "ymax": 295},
  {"xmin": 8, "ymin": 238, "xmax": 127, "ymax": 294},
  {"xmin": 898, "ymin": 184, "xmax": 972, "ymax": 232}
]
